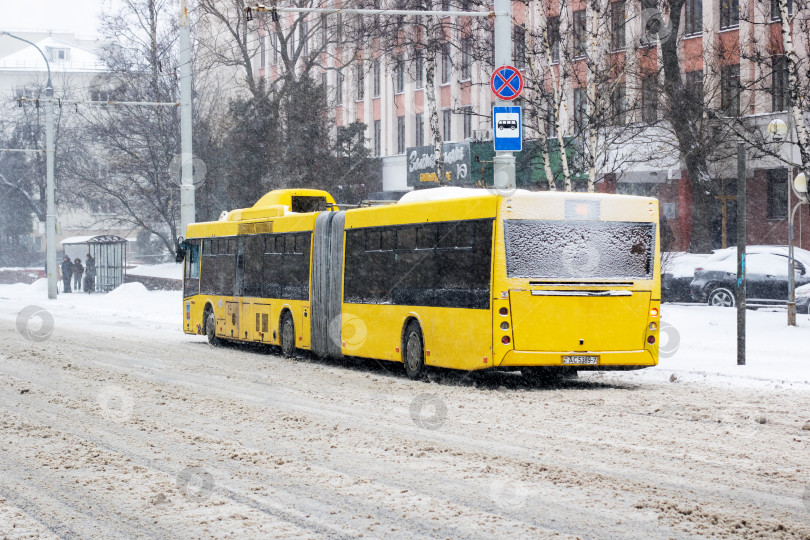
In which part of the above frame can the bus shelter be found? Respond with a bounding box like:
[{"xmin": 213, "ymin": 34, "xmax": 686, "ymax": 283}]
[{"xmin": 60, "ymin": 235, "xmax": 128, "ymax": 293}]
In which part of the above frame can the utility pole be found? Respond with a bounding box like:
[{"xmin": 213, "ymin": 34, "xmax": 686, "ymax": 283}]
[
  {"xmin": 736, "ymin": 143, "xmax": 746, "ymax": 366},
  {"xmin": 179, "ymin": 0, "xmax": 195, "ymax": 236},
  {"xmin": 1, "ymin": 32, "xmax": 57, "ymax": 299},
  {"xmin": 492, "ymin": 0, "xmax": 516, "ymax": 191}
]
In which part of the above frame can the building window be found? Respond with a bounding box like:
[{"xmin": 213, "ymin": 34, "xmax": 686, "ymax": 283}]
[
  {"xmin": 771, "ymin": 0, "xmax": 793, "ymax": 19},
  {"xmin": 321, "ymin": 72, "xmax": 327, "ymax": 88},
  {"xmin": 642, "ymin": 76, "xmax": 658, "ymax": 123},
  {"xmin": 514, "ymin": 27, "xmax": 526, "ymax": 69},
  {"xmin": 442, "ymin": 109, "xmax": 452, "ymax": 141},
  {"xmin": 548, "ymin": 16, "xmax": 560, "ymax": 64},
  {"xmin": 720, "ymin": 64, "xmax": 740, "ymax": 116},
  {"xmin": 610, "ymin": 1, "xmax": 626, "ymax": 51},
  {"xmin": 720, "ymin": 0, "xmax": 739, "ymax": 29},
  {"xmin": 321, "ymin": 14, "xmax": 328, "ymax": 47},
  {"xmin": 395, "ymin": 55, "xmax": 405, "ymax": 93},
  {"xmin": 356, "ymin": 64, "xmax": 365, "ymax": 100},
  {"xmin": 686, "ymin": 70, "xmax": 704, "ymax": 104},
  {"xmin": 767, "ymin": 169, "xmax": 788, "ymax": 219},
  {"xmin": 260, "ymin": 37, "xmax": 266, "ymax": 68},
  {"xmin": 373, "ymin": 59, "xmax": 381, "ymax": 97},
  {"xmin": 272, "ymin": 33, "xmax": 278, "ymax": 64},
  {"xmin": 374, "ymin": 120, "xmax": 382, "ymax": 156},
  {"xmin": 611, "ymin": 82, "xmax": 627, "ymax": 125},
  {"xmin": 573, "ymin": 10, "xmax": 587, "ymax": 58},
  {"xmin": 463, "ymin": 106, "xmax": 473, "ymax": 139},
  {"xmin": 415, "ymin": 113, "xmax": 425, "ymax": 146},
  {"xmin": 336, "ymin": 71, "xmax": 344, "ymax": 103},
  {"xmin": 685, "ymin": 0, "xmax": 703, "ymax": 35},
  {"xmin": 415, "ymin": 49, "xmax": 424, "ymax": 88},
  {"xmin": 772, "ymin": 55, "xmax": 790, "ymax": 112},
  {"xmin": 301, "ymin": 20, "xmax": 308, "ymax": 56},
  {"xmin": 47, "ymin": 47, "xmax": 70, "ymax": 62},
  {"xmin": 461, "ymin": 37, "xmax": 472, "ymax": 80},
  {"xmin": 574, "ymin": 88, "xmax": 587, "ymax": 129},
  {"xmin": 441, "ymin": 43, "xmax": 452, "ymax": 84},
  {"xmin": 546, "ymin": 106, "xmax": 557, "ymax": 139},
  {"xmin": 336, "ymin": 13, "xmax": 343, "ymax": 43},
  {"xmin": 397, "ymin": 116, "xmax": 406, "ymax": 154}
]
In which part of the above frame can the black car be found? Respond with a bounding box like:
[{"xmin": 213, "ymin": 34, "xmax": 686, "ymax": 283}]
[{"xmin": 690, "ymin": 246, "xmax": 810, "ymax": 307}]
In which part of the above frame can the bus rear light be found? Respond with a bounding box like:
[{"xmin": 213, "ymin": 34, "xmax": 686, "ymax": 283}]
[
  {"xmin": 648, "ymin": 322, "xmax": 657, "ymax": 331},
  {"xmin": 647, "ymin": 335, "xmax": 656, "ymax": 344},
  {"xmin": 499, "ymin": 307, "xmax": 508, "ymax": 316},
  {"xmin": 483, "ymin": 357, "xmax": 488, "ymax": 363},
  {"xmin": 500, "ymin": 322, "xmax": 509, "ymax": 330},
  {"xmin": 650, "ymin": 308, "xmax": 659, "ymax": 317},
  {"xmin": 502, "ymin": 336, "xmax": 511, "ymax": 345}
]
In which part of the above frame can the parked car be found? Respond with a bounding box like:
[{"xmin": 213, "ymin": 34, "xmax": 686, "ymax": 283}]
[
  {"xmin": 690, "ymin": 246, "xmax": 810, "ymax": 307},
  {"xmin": 797, "ymin": 283, "xmax": 810, "ymax": 314},
  {"xmin": 661, "ymin": 252, "xmax": 710, "ymax": 302}
]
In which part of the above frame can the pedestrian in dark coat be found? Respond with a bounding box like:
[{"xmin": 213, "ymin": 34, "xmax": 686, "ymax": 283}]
[
  {"xmin": 72, "ymin": 258, "xmax": 84, "ymax": 291},
  {"xmin": 84, "ymin": 253, "xmax": 96, "ymax": 293},
  {"xmin": 61, "ymin": 256, "xmax": 73, "ymax": 293}
]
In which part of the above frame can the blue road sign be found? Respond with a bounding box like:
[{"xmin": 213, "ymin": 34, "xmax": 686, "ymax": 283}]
[
  {"xmin": 493, "ymin": 106, "xmax": 522, "ymax": 152},
  {"xmin": 490, "ymin": 66, "xmax": 524, "ymax": 101}
]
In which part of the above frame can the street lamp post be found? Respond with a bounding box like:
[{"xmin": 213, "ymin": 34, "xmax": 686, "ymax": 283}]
[
  {"xmin": 1, "ymin": 32, "xmax": 57, "ymax": 299},
  {"xmin": 768, "ymin": 117, "xmax": 808, "ymax": 326}
]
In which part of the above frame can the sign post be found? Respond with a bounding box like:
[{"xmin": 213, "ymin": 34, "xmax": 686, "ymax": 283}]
[{"xmin": 491, "ymin": 0, "xmax": 519, "ymax": 193}]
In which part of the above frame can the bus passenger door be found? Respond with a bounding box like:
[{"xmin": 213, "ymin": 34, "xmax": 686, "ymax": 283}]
[{"xmin": 241, "ymin": 302, "xmax": 252, "ymax": 341}]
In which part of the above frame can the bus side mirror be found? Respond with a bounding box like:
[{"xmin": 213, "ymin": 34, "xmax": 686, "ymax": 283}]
[{"xmin": 175, "ymin": 237, "xmax": 186, "ymax": 263}]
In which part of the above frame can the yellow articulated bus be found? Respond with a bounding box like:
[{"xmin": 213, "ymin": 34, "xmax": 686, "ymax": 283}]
[{"xmin": 180, "ymin": 187, "xmax": 660, "ymax": 380}]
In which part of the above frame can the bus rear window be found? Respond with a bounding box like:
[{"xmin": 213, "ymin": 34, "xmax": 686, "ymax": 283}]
[{"xmin": 503, "ymin": 220, "xmax": 656, "ymax": 279}]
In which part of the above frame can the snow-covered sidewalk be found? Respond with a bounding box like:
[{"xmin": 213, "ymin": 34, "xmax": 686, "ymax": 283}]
[{"xmin": 2, "ymin": 280, "xmax": 809, "ymax": 391}]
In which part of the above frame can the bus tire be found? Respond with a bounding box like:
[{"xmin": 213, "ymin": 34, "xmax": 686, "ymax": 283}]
[
  {"xmin": 280, "ymin": 311, "xmax": 296, "ymax": 358},
  {"xmin": 403, "ymin": 321, "xmax": 426, "ymax": 380},
  {"xmin": 205, "ymin": 309, "xmax": 220, "ymax": 346}
]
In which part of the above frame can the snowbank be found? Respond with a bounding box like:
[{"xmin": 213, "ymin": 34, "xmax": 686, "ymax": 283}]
[{"xmin": 128, "ymin": 262, "xmax": 183, "ymax": 280}]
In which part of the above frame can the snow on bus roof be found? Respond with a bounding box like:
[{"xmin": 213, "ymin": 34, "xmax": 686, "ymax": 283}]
[{"xmin": 398, "ymin": 187, "xmax": 497, "ymax": 204}]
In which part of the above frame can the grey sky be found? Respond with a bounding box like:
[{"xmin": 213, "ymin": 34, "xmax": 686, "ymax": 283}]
[{"xmin": 3, "ymin": 0, "xmax": 121, "ymax": 38}]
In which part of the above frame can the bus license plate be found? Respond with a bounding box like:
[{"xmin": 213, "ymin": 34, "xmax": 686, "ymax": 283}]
[{"xmin": 562, "ymin": 355, "xmax": 598, "ymax": 365}]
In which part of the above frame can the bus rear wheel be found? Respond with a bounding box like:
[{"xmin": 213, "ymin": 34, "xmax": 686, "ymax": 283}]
[
  {"xmin": 205, "ymin": 310, "xmax": 220, "ymax": 346},
  {"xmin": 403, "ymin": 321, "xmax": 426, "ymax": 380},
  {"xmin": 280, "ymin": 312, "xmax": 296, "ymax": 358}
]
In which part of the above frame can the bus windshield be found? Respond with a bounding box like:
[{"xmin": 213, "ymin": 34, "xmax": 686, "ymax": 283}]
[{"xmin": 503, "ymin": 219, "xmax": 656, "ymax": 279}]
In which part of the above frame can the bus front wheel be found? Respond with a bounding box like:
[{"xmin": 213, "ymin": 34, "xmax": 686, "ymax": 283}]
[
  {"xmin": 280, "ymin": 312, "xmax": 296, "ymax": 358},
  {"xmin": 205, "ymin": 310, "xmax": 220, "ymax": 346},
  {"xmin": 403, "ymin": 321, "xmax": 426, "ymax": 380}
]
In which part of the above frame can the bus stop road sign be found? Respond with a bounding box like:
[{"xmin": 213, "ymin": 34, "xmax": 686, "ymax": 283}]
[
  {"xmin": 490, "ymin": 66, "xmax": 523, "ymax": 101},
  {"xmin": 493, "ymin": 106, "xmax": 522, "ymax": 152}
]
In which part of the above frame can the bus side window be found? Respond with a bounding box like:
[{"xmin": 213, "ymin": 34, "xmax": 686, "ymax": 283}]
[
  {"xmin": 189, "ymin": 243, "xmax": 200, "ymax": 279},
  {"xmin": 366, "ymin": 230, "xmax": 382, "ymax": 252},
  {"xmin": 380, "ymin": 229, "xmax": 395, "ymax": 251},
  {"xmin": 294, "ymin": 234, "xmax": 307, "ymax": 255},
  {"xmin": 417, "ymin": 225, "xmax": 436, "ymax": 250},
  {"xmin": 397, "ymin": 228, "xmax": 416, "ymax": 251},
  {"xmin": 284, "ymin": 235, "xmax": 295, "ymax": 254},
  {"xmin": 438, "ymin": 223, "xmax": 458, "ymax": 249}
]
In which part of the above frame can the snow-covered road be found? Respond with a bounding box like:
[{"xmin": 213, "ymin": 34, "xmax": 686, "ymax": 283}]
[{"xmin": 1, "ymin": 282, "xmax": 810, "ymax": 538}]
